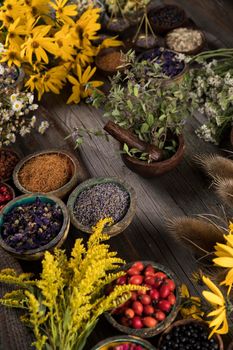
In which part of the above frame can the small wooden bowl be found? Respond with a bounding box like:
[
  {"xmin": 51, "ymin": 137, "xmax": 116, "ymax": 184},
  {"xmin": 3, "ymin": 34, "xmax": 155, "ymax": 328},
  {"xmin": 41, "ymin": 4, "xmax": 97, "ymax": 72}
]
[
  {"xmin": 158, "ymin": 319, "xmax": 224, "ymax": 350},
  {"xmin": 121, "ymin": 135, "xmax": 185, "ymax": 178},
  {"xmin": 91, "ymin": 335, "xmax": 157, "ymax": 350},
  {"xmin": 67, "ymin": 177, "xmax": 136, "ymax": 237},
  {"xmin": 0, "ymin": 194, "xmax": 70, "ymax": 260},
  {"xmin": 95, "ymin": 47, "xmax": 126, "ymax": 76},
  {"xmin": 13, "ymin": 149, "xmax": 79, "ymax": 199},
  {"xmin": 105, "ymin": 261, "xmax": 180, "ymax": 338},
  {"xmin": 149, "ymin": 5, "xmax": 187, "ymax": 35},
  {"xmin": 165, "ymin": 28, "xmax": 206, "ymax": 55},
  {"xmin": 0, "ymin": 183, "xmax": 15, "ymax": 212},
  {"xmin": 0, "ymin": 148, "xmax": 20, "ymax": 182},
  {"xmin": 137, "ymin": 48, "xmax": 188, "ymax": 83}
]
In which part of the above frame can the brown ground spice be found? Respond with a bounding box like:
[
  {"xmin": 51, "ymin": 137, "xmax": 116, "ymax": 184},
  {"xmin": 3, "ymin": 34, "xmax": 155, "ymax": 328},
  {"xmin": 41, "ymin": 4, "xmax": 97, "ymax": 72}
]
[
  {"xmin": 98, "ymin": 51, "xmax": 124, "ymax": 71},
  {"xmin": 0, "ymin": 150, "xmax": 19, "ymax": 181},
  {"xmin": 18, "ymin": 153, "xmax": 73, "ymax": 193}
]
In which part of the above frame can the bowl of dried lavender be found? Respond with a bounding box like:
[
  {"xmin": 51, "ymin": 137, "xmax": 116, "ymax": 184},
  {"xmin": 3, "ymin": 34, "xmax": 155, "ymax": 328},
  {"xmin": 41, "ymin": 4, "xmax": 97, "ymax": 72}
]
[
  {"xmin": 67, "ymin": 177, "xmax": 136, "ymax": 237},
  {"xmin": 0, "ymin": 194, "xmax": 70, "ymax": 260}
]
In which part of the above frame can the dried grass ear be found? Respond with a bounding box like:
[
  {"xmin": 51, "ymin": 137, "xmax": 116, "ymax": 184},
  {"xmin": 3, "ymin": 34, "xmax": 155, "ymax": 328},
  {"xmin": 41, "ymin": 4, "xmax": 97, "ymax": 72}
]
[
  {"xmin": 167, "ymin": 217, "xmax": 226, "ymax": 258},
  {"xmin": 214, "ymin": 177, "xmax": 233, "ymax": 207},
  {"xmin": 195, "ymin": 153, "xmax": 233, "ymax": 180}
]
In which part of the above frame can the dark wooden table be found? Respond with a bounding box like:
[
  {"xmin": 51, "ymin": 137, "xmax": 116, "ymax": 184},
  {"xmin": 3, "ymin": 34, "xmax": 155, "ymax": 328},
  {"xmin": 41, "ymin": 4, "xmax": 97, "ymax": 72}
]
[{"xmin": 1, "ymin": 0, "xmax": 233, "ymax": 349}]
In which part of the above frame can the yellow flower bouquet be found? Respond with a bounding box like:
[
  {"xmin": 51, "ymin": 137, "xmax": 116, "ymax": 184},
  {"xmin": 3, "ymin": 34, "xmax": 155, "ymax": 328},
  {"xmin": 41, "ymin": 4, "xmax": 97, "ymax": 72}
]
[
  {"xmin": 0, "ymin": 218, "xmax": 144, "ymax": 350},
  {"xmin": 0, "ymin": 0, "xmax": 122, "ymax": 102}
]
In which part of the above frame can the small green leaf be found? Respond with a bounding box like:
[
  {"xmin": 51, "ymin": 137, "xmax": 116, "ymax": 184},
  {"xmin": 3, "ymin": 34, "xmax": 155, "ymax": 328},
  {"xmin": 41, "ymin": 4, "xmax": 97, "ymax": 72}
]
[
  {"xmin": 159, "ymin": 114, "xmax": 166, "ymax": 121},
  {"xmin": 134, "ymin": 86, "xmax": 139, "ymax": 97},
  {"xmin": 147, "ymin": 114, "xmax": 154, "ymax": 126},
  {"xmin": 140, "ymin": 123, "xmax": 149, "ymax": 133},
  {"xmin": 123, "ymin": 143, "xmax": 129, "ymax": 152}
]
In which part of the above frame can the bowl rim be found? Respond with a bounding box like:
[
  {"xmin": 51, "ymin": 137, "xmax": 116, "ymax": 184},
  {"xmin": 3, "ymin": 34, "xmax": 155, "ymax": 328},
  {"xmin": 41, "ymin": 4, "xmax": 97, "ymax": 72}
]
[
  {"xmin": 0, "ymin": 148, "xmax": 20, "ymax": 182},
  {"xmin": 13, "ymin": 149, "xmax": 78, "ymax": 196},
  {"xmin": 91, "ymin": 335, "xmax": 157, "ymax": 350},
  {"xmin": 105, "ymin": 260, "xmax": 181, "ymax": 338},
  {"xmin": 0, "ymin": 182, "xmax": 15, "ymax": 201},
  {"xmin": 158, "ymin": 318, "xmax": 224, "ymax": 350},
  {"xmin": 165, "ymin": 27, "xmax": 206, "ymax": 55},
  {"xmin": 0, "ymin": 193, "xmax": 70, "ymax": 256},
  {"xmin": 67, "ymin": 176, "xmax": 136, "ymax": 236}
]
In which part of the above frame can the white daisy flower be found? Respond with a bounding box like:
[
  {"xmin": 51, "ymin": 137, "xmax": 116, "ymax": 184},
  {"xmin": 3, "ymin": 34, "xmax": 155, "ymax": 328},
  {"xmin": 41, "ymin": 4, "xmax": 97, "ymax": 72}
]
[
  {"xmin": 38, "ymin": 120, "xmax": 49, "ymax": 134},
  {"xmin": 12, "ymin": 100, "xmax": 23, "ymax": 112}
]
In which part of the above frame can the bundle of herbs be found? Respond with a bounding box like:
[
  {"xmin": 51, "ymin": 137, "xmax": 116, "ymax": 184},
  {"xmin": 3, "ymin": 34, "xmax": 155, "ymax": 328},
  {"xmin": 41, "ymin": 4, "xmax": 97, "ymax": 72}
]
[
  {"xmin": 186, "ymin": 49, "xmax": 233, "ymax": 145},
  {"xmin": 93, "ymin": 51, "xmax": 194, "ymax": 163}
]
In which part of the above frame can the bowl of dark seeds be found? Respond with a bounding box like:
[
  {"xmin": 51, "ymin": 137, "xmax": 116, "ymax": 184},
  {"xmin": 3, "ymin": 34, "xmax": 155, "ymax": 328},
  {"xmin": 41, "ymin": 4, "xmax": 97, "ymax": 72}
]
[
  {"xmin": 158, "ymin": 319, "xmax": 223, "ymax": 350},
  {"xmin": 0, "ymin": 194, "xmax": 70, "ymax": 260},
  {"xmin": 67, "ymin": 177, "xmax": 136, "ymax": 236}
]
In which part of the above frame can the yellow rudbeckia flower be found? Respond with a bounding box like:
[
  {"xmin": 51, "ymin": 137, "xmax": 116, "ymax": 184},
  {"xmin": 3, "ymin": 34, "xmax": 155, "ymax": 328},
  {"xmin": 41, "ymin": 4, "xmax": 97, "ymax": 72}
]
[
  {"xmin": 202, "ymin": 276, "xmax": 229, "ymax": 338},
  {"xmin": 213, "ymin": 234, "xmax": 233, "ymax": 294},
  {"xmin": 67, "ymin": 65, "xmax": 103, "ymax": 104},
  {"xmin": 50, "ymin": 0, "xmax": 78, "ymax": 25},
  {"xmin": 0, "ymin": 43, "xmax": 21, "ymax": 66},
  {"xmin": 21, "ymin": 25, "xmax": 58, "ymax": 64},
  {"xmin": 54, "ymin": 25, "xmax": 76, "ymax": 61},
  {"xmin": 23, "ymin": 0, "xmax": 50, "ymax": 17},
  {"xmin": 5, "ymin": 18, "xmax": 27, "ymax": 46}
]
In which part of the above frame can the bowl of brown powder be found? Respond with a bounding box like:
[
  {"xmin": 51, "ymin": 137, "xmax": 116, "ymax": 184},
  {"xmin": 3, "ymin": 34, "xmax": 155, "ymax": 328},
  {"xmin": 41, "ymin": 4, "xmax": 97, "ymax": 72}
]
[
  {"xmin": 13, "ymin": 149, "xmax": 79, "ymax": 199},
  {"xmin": 95, "ymin": 48, "xmax": 127, "ymax": 76}
]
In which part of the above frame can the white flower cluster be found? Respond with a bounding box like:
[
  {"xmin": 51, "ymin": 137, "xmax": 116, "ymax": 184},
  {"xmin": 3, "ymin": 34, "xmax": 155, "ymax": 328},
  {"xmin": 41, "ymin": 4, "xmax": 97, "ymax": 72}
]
[
  {"xmin": 0, "ymin": 91, "xmax": 49, "ymax": 147},
  {"xmin": 189, "ymin": 61, "xmax": 233, "ymax": 144}
]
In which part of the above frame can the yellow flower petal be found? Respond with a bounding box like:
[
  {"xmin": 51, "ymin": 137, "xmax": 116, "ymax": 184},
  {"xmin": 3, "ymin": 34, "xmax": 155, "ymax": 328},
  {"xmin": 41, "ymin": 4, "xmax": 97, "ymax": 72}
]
[
  {"xmin": 202, "ymin": 276, "xmax": 224, "ymax": 299},
  {"xmin": 202, "ymin": 291, "xmax": 224, "ymax": 306},
  {"xmin": 213, "ymin": 257, "xmax": 233, "ymax": 268}
]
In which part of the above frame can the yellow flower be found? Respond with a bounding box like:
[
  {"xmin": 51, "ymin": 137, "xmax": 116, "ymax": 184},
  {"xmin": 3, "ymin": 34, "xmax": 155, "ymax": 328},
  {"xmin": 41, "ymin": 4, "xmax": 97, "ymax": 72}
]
[
  {"xmin": 1, "ymin": 43, "xmax": 22, "ymax": 66},
  {"xmin": 50, "ymin": 0, "xmax": 78, "ymax": 25},
  {"xmin": 21, "ymin": 25, "xmax": 58, "ymax": 64},
  {"xmin": 23, "ymin": 0, "xmax": 50, "ymax": 18},
  {"xmin": 0, "ymin": 0, "xmax": 25, "ymax": 26},
  {"xmin": 213, "ymin": 234, "xmax": 233, "ymax": 294},
  {"xmin": 5, "ymin": 18, "xmax": 26, "ymax": 46},
  {"xmin": 67, "ymin": 65, "xmax": 103, "ymax": 104},
  {"xmin": 180, "ymin": 284, "xmax": 204, "ymax": 320},
  {"xmin": 70, "ymin": 8, "xmax": 101, "ymax": 47},
  {"xmin": 54, "ymin": 25, "xmax": 76, "ymax": 61},
  {"xmin": 25, "ymin": 73, "xmax": 44, "ymax": 100},
  {"xmin": 41, "ymin": 65, "xmax": 67, "ymax": 94},
  {"xmin": 202, "ymin": 276, "xmax": 228, "ymax": 338}
]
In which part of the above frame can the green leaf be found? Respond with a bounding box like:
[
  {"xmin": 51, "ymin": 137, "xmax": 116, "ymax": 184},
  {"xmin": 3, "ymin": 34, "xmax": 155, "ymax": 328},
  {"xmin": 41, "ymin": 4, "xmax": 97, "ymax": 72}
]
[
  {"xmin": 123, "ymin": 143, "xmax": 129, "ymax": 153},
  {"xmin": 140, "ymin": 123, "xmax": 149, "ymax": 133},
  {"xmin": 134, "ymin": 86, "xmax": 139, "ymax": 97},
  {"xmin": 159, "ymin": 114, "xmax": 167, "ymax": 121},
  {"xmin": 147, "ymin": 114, "xmax": 154, "ymax": 127},
  {"xmin": 127, "ymin": 100, "xmax": 133, "ymax": 110}
]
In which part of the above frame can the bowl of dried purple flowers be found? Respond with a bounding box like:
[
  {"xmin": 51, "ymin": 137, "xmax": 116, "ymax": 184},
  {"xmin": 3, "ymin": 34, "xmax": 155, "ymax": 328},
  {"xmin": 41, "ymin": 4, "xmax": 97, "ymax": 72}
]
[
  {"xmin": 91, "ymin": 335, "xmax": 157, "ymax": 350},
  {"xmin": 0, "ymin": 194, "xmax": 70, "ymax": 260}
]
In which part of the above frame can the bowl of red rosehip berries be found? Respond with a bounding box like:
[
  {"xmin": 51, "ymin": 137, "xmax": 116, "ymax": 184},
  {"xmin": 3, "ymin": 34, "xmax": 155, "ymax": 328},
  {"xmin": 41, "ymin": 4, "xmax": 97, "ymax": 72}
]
[
  {"xmin": 105, "ymin": 261, "xmax": 180, "ymax": 338},
  {"xmin": 0, "ymin": 183, "xmax": 15, "ymax": 211}
]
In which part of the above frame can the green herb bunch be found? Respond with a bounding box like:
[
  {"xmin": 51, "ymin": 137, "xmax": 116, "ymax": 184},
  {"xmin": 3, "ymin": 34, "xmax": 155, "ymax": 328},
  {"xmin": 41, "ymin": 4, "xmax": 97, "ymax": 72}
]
[{"xmin": 96, "ymin": 52, "xmax": 194, "ymax": 154}]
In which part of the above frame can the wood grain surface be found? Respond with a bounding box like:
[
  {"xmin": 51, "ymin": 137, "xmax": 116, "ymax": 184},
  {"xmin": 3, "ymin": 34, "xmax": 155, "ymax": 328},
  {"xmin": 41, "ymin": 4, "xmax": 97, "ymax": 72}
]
[{"xmin": 1, "ymin": 0, "xmax": 233, "ymax": 349}]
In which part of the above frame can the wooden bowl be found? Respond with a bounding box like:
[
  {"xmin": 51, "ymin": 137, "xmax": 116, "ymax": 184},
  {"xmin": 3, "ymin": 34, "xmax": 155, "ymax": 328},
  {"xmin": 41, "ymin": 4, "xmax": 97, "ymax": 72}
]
[
  {"xmin": 158, "ymin": 319, "xmax": 224, "ymax": 350},
  {"xmin": 0, "ymin": 148, "xmax": 20, "ymax": 182},
  {"xmin": 95, "ymin": 47, "xmax": 126, "ymax": 76},
  {"xmin": 105, "ymin": 261, "xmax": 181, "ymax": 338},
  {"xmin": 91, "ymin": 335, "xmax": 157, "ymax": 350},
  {"xmin": 137, "ymin": 48, "xmax": 188, "ymax": 84},
  {"xmin": 0, "ymin": 194, "xmax": 70, "ymax": 260},
  {"xmin": 165, "ymin": 28, "xmax": 206, "ymax": 55},
  {"xmin": 0, "ymin": 183, "xmax": 15, "ymax": 212},
  {"xmin": 67, "ymin": 177, "xmax": 136, "ymax": 237},
  {"xmin": 121, "ymin": 135, "xmax": 185, "ymax": 178},
  {"xmin": 13, "ymin": 149, "xmax": 79, "ymax": 199},
  {"xmin": 149, "ymin": 5, "xmax": 187, "ymax": 35}
]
